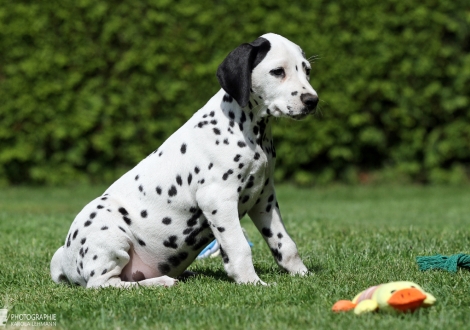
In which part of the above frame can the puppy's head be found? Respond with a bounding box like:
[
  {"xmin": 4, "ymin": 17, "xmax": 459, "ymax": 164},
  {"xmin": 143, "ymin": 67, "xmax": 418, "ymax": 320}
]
[{"xmin": 217, "ymin": 33, "xmax": 318, "ymax": 120}]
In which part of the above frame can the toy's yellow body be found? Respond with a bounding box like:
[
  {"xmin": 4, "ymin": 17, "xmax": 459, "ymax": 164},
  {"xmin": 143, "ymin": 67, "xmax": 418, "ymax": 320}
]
[{"xmin": 332, "ymin": 281, "xmax": 436, "ymax": 315}]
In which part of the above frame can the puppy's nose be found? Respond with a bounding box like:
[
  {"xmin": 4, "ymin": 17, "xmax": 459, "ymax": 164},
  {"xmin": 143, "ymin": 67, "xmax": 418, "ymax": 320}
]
[{"xmin": 300, "ymin": 93, "xmax": 319, "ymax": 111}]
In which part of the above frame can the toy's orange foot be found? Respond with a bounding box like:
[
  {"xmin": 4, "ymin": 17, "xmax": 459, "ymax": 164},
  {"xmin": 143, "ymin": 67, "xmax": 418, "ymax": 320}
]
[{"xmin": 332, "ymin": 300, "xmax": 356, "ymax": 312}]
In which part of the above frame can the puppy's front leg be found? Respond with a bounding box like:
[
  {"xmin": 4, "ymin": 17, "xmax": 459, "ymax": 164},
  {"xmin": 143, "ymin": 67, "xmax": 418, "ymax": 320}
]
[
  {"xmin": 198, "ymin": 188, "xmax": 265, "ymax": 285},
  {"xmin": 248, "ymin": 187, "xmax": 308, "ymax": 276}
]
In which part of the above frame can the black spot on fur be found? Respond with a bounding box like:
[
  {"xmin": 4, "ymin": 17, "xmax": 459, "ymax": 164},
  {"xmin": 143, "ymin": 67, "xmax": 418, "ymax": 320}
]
[
  {"xmin": 188, "ymin": 173, "xmax": 193, "ymax": 185},
  {"xmin": 189, "ymin": 207, "xmax": 197, "ymax": 213},
  {"xmin": 228, "ymin": 111, "xmax": 235, "ymax": 119},
  {"xmin": 220, "ymin": 247, "xmax": 229, "ymax": 263},
  {"xmin": 80, "ymin": 238, "xmax": 86, "ymax": 245},
  {"xmin": 217, "ymin": 227, "xmax": 225, "ymax": 232},
  {"xmin": 102, "ymin": 269, "xmax": 108, "ymax": 275},
  {"xmin": 262, "ymin": 227, "xmax": 273, "ymax": 238},
  {"xmin": 223, "ymin": 138, "xmax": 229, "ymax": 145},
  {"xmin": 211, "ymin": 120, "xmax": 217, "ymax": 125},
  {"xmin": 118, "ymin": 207, "xmax": 128, "ymax": 216},
  {"xmin": 291, "ymin": 91, "xmax": 298, "ymax": 96},
  {"xmin": 138, "ymin": 185, "xmax": 143, "ymax": 192},
  {"xmin": 240, "ymin": 111, "xmax": 246, "ymax": 123},
  {"xmin": 277, "ymin": 232, "xmax": 283, "ymax": 239},
  {"xmin": 138, "ymin": 239, "xmax": 146, "ymax": 246},
  {"xmin": 208, "ymin": 163, "xmax": 213, "ymax": 170},
  {"xmin": 278, "ymin": 242, "xmax": 282, "ymax": 249},
  {"xmin": 210, "ymin": 111, "xmax": 215, "ymax": 117},
  {"xmin": 212, "ymin": 210, "xmax": 217, "ymax": 215},
  {"xmin": 123, "ymin": 216, "xmax": 132, "ymax": 225},
  {"xmin": 238, "ymin": 141, "xmax": 246, "ymax": 148},
  {"xmin": 241, "ymin": 195, "xmax": 249, "ymax": 203},
  {"xmin": 156, "ymin": 186, "xmax": 162, "ymax": 195},
  {"xmin": 193, "ymin": 237, "xmax": 210, "ymax": 250},
  {"xmin": 213, "ymin": 127, "xmax": 221, "ymax": 135},
  {"xmin": 97, "ymin": 205, "xmax": 104, "ymax": 209},
  {"xmin": 80, "ymin": 261, "xmax": 83, "ymax": 269},
  {"xmin": 66, "ymin": 234, "xmax": 71, "ymax": 247},
  {"xmin": 264, "ymin": 178, "xmax": 270, "ymax": 186},
  {"xmin": 186, "ymin": 209, "xmax": 202, "ymax": 227},
  {"xmin": 162, "ymin": 217, "xmax": 172, "ymax": 225},
  {"xmin": 266, "ymin": 204, "xmax": 272, "ymax": 212},
  {"xmin": 141, "ymin": 210, "xmax": 148, "ymax": 218},
  {"xmin": 183, "ymin": 227, "xmax": 193, "ymax": 235},
  {"xmin": 158, "ymin": 263, "xmax": 171, "ymax": 274},
  {"xmin": 90, "ymin": 270, "xmax": 95, "ymax": 277},
  {"xmin": 101, "ymin": 197, "xmax": 108, "ymax": 201},
  {"xmin": 271, "ymin": 248, "xmax": 282, "ymax": 261},
  {"xmin": 101, "ymin": 226, "xmax": 108, "ymax": 230},
  {"xmin": 223, "ymin": 94, "xmax": 233, "ymax": 103},
  {"xmin": 118, "ymin": 226, "xmax": 126, "ymax": 233},
  {"xmin": 237, "ymin": 186, "xmax": 242, "ymax": 192},
  {"xmin": 72, "ymin": 229, "xmax": 78, "ymax": 239},
  {"xmin": 238, "ymin": 163, "xmax": 244, "ymax": 169},
  {"xmin": 234, "ymin": 154, "xmax": 241, "ymax": 162},
  {"xmin": 135, "ymin": 175, "xmax": 139, "ymax": 180},
  {"xmin": 268, "ymin": 194, "xmax": 274, "ymax": 202},
  {"xmin": 180, "ymin": 143, "xmax": 187, "ymax": 154},
  {"xmin": 254, "ymin": 152, "xmax": 260, "ymax": 160},
  {"xmin": 168, "ymin": 255, "xmax": 182, "ymax": 267},
  {"xmin": 93, "ymin": 255, "xmax": 97, "ymax": 260},
  {"xmin": 176, "ymin": 175, "xmax": 183, "ymax": 186},
  {"xmin": 246, "ymin": 180, "xmax": 254, "ymax": 189},
  {"xmin": 222, "ymin": 169, "xmax": 234, "ymax": 180},
  {"xmin": 163, "ymin": 235, "xmax": 178, "ymax": 249},
  {"xmin": 195, "ymin": 166, "xmax": 200, "ymax": 174},
  {"xmin": 168, "ymin": 185, "xmax": 177, "ymax": 197}
]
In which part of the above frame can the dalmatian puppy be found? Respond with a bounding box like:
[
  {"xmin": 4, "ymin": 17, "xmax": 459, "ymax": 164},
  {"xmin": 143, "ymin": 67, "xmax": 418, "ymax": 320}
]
[{"xmin": 50, "ymin": 33, "xmax": 318, "ymax": 288}]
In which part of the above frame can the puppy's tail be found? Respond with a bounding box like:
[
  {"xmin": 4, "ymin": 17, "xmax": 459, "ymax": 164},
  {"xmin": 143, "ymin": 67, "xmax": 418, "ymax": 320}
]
[{"xmin": 50, "ymin": 246, "xmax": 68, "ymax": 284}]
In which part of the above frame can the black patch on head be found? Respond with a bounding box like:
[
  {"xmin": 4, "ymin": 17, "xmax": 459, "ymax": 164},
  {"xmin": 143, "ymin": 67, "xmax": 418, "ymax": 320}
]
[
  {"xmin": 141, "ymin": 210, "xmax": 148, "ymax": 218},
  {"xmin": 101, "ymin": 226, "xmax": 108, "ymax": 230},
  {"xmin": 123, "ymin": 216, "xmax": 132, "ymax": 225},
  {"xmin": 168, "ymin": 185, "xmax": 177, "ymax": 197},
  {"xmin": 180, "ymin": 143, "xmax": 187, "ymax": 154},
  {"xmin": 216, "ymin": 37, "xmax": 271, "ymax": 108},
  {"xmin": 237, "ymin": 141, "xmax": 246, "ymax": 148},
  {"xmin": 163, "ymin": 235, "xmax": 178, "ymax": 249},
  {"xmin": 118, "ymin": 207, "xmax": 128, "ymax": 216},
  {"xmin": 138, "ymin": 239, "xmax": 146, "ymax": 246},
  {"xmin": 176, "ymin": 175, "xmax": 183, "ymax": 186},
  {"xmin": 156, "ymin": 186, "xmax": 162, "ymax": 195},
  {"xmin": 262, "ymin": 227, "xmax": 273, "ymax": 238},
  {"xmin": 158, "ymin": 263, "xmax": 171, "ymax": 274},
  {"xmin": 72, "ymin": 229, "xmax": 78, "ymax": 239},
  {"xmin": 162, "ymin": 217, "xmax": 172, "ymax": 225}
]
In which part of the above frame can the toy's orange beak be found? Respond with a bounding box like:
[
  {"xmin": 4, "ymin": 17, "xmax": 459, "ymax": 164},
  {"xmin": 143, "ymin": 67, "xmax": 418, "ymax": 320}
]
[{"xmin": 387, "ymin": 288, "xmax": 427, "ymax": 312}]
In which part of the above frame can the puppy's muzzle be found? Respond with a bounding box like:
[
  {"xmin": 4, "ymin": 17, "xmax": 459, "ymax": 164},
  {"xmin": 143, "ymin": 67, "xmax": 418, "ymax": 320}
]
[{"xmin": 300, "ymin": 93, "xmax": 319, "ymax": 114}]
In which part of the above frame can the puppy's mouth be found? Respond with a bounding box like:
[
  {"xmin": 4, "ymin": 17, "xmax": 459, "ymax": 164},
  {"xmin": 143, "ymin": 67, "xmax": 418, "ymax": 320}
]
[{"xmin": 287, "ymin": 106, "xmax": 314, "ymax": 120}]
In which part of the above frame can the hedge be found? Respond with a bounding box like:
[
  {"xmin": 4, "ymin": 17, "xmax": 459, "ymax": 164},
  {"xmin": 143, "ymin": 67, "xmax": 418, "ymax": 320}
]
[{"xmin": 0, "ymin": 0, "xmax": 469, "ymax": 185}]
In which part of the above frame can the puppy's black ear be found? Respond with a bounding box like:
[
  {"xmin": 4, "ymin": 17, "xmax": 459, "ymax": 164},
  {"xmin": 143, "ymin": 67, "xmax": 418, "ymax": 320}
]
[{"xmin": 216, "ymin": 37, "xmax": 271, "ymax": 108}]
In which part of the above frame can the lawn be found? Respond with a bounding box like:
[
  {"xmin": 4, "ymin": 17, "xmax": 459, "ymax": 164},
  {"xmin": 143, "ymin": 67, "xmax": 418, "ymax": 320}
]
[{"xmin": 0, "ymin": 185, "xmax": 469, "ymax": 329}]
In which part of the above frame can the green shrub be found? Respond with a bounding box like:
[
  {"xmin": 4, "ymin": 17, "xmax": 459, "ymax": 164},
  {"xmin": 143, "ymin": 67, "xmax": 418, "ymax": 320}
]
[{"xmin": 0, "ymin": 0, "xmax": 469, "ymax": 185}]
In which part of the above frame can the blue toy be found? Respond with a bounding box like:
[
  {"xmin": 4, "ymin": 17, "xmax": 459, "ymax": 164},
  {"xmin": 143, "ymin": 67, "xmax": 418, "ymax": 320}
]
[{"xmin": 197, "ymin": 228, "xmax": 253, "ymax": 259}]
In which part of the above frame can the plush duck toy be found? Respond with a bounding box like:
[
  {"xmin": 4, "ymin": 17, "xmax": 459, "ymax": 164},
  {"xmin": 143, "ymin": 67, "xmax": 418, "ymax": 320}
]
[{"xmin": 332, "ymin": 281, "xmax": 436, "ymax": 315}]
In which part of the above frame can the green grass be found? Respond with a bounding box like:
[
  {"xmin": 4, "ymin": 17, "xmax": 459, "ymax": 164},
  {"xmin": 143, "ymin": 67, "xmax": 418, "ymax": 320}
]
[{"xmin": 1, "ymin": 185, "xmax": 469, "ymax": 329}]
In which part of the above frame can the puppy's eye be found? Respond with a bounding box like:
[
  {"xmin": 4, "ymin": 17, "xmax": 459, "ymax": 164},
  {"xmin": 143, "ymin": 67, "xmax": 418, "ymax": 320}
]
[{"xmin": 270, "ymin": 68, "xmax": 285, "ymax": 78}]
